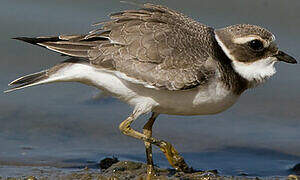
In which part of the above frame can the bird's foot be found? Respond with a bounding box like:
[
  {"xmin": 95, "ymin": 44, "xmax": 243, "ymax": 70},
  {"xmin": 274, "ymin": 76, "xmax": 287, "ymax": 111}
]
[{"xmin": 159, "ymin": 140, "xmax": 192, "ymax": 173}]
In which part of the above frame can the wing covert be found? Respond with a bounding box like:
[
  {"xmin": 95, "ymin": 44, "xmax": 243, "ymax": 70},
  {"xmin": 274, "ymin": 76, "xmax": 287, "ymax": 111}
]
[{"xmin": 88, "ymin": 3, "xmax": 217, "ymax": 90}]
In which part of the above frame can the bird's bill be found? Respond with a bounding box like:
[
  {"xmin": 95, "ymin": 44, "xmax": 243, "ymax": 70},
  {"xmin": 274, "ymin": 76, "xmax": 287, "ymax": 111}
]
[{"xmin": 274, "ymin": 51, "xmax": 297, "ymax": 64}]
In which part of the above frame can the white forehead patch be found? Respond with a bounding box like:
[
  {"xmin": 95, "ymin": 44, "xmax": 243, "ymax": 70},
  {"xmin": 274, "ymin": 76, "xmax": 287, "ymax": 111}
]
[{"xmin": 232, "ymin": 57, "xmax": 277, "ymax": 87}]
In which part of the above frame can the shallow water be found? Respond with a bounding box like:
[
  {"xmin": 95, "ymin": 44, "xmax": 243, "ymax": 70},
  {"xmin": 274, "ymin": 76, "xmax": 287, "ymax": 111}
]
[{"xmin": 0, "ymin": 0, "xmax": 300, "ymax": 178}]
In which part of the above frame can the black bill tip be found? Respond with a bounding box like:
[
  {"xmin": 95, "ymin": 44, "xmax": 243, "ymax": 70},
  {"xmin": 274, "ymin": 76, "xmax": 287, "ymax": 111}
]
[{"xmin": 274, "ymin": 51, "xmax": 297, "ymax": 64}]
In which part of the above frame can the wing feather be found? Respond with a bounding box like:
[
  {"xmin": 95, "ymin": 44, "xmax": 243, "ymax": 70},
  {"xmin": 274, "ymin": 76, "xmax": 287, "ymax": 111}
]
[
  {"xmin": 89, "ymin": 3, "xmax": 217, "ymax": 90},
  {"xmin": 13, "ymin": 4, "xmax": 217, "ymax": 91}
]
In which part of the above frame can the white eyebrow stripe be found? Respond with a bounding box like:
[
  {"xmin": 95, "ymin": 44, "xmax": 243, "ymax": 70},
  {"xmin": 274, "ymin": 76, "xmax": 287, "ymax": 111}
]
[
  {"xmin": 233, "ymin": 36, "xmax": 261, "ymax": 44},
  {"xmin": 233, "ymin": 36, "xmax": 269, "ymax": 47}
]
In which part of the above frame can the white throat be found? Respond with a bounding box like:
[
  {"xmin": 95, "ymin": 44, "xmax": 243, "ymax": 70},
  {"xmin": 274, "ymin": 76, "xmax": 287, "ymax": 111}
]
[
  {"xmin": 215, "ymin": 34, "xmax": 277, "ymax": 87},
  {"xmin": 231, "ymin": 58, "xmax": 276, "ymax": 87}
]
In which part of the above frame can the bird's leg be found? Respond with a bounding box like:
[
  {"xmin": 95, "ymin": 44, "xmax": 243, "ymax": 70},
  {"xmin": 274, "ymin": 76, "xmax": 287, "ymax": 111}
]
[
  {"xmin": 119, "ymin": 111, "xmax": 191, "ymax": 174},
  {"xmin": 119, "ymin": 110, "xmax": 146, "ymax": 140},
  {"xmin": 119, "ymin": 110, "xmax": 157, "ymax": 178},
  {"xmin": 142, "ymin": 112, "xmax": 159, "ymax": 177}
]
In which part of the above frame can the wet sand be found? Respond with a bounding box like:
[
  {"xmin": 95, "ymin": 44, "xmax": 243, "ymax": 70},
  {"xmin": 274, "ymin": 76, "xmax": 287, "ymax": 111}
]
[
  {"xmin": 1, "ymin": 1, "xmax": 300, "ymax": 179},
  {"xmin": 1, "ymin": 160, "xmax": 299, "ymax": 180}
]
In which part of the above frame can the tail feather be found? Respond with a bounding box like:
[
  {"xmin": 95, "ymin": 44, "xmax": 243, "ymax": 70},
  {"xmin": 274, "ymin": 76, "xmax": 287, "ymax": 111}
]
[
  {"xmin": 6, "ymin": 32, "xmax": 109, "ymax": 92},
  {"xmin": 5, "ymin": 58, "xmax": 89, "ymax": 93},
  {"xmin": 5, "ymin": 70, "xmax": 48, "ymax": 93},
  {"xmin": 8, "ymin": 70, "xmax": 47, "ymax": 86}
]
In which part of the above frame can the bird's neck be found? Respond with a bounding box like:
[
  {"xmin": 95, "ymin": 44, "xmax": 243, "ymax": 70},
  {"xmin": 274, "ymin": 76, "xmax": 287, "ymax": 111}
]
[{"xmin": 211, "ymin": 37, "xmax": 249, "ymax": 95}]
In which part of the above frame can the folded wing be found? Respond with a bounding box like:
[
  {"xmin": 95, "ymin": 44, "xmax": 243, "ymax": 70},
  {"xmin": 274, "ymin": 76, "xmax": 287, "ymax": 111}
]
[{"xmin": 14, "ymin": 3, "xmax": 217, "ymax": 91}]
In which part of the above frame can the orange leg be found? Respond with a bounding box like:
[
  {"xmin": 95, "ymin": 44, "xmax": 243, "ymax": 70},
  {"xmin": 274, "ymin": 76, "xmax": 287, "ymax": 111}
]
[{"xmin": 119, "ymin": 111, "xmax": 191, "ymax": 177}]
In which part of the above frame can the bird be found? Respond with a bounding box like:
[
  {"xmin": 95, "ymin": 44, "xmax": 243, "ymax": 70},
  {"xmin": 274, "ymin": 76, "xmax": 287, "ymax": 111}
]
[{"xmin": 5, "ymin": 3, "xmax": 297, "ymax": 178}]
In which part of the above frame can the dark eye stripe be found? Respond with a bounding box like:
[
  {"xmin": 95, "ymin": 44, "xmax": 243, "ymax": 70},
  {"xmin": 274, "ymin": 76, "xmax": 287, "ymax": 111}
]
[{"xmin": 248, "ymin": 39, "xmax": 264, "ymax": 51}]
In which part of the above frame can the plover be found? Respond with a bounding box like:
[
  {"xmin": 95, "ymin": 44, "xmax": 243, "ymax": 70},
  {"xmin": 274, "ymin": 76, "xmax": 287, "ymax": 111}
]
[{"xmin": 6, "ymin": 3, "xmax": 297, "ymax": 177}]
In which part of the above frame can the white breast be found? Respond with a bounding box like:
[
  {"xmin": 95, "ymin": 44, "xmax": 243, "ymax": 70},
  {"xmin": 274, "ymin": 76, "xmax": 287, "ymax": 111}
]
[{"xmin": 53, "ymin": 63, "xmax": 239, "ymax": 116}]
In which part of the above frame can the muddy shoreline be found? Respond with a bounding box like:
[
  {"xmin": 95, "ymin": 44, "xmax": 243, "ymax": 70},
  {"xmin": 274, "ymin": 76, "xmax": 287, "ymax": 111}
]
[{"xmin": 1, "ymin": 160, "xmax": 299, "ymax": 180}]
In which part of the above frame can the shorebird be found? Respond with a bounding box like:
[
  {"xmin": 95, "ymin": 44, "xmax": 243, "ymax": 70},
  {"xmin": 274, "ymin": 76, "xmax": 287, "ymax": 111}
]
[{"xmin": 6, "ymin": 3, "xmax": 297, "ymax": 178}]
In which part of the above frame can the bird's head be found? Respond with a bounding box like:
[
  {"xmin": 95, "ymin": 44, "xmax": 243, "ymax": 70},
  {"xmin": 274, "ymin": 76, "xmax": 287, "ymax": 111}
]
[{"xmin": 214, "ymin": 24, "xmax": 297, "ymax": 87}]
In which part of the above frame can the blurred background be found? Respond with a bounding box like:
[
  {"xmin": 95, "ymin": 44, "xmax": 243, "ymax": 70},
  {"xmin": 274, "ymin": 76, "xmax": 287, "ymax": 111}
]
[{"xmin": 0, "ymin": 0, "xmax": 299, "ymax": 177}]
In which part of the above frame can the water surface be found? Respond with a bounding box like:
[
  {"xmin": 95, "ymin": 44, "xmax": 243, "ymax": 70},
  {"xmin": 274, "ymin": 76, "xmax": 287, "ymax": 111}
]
[{"xmin": 0, "ymin": 0, "xmax": 300, "ymax": 178}]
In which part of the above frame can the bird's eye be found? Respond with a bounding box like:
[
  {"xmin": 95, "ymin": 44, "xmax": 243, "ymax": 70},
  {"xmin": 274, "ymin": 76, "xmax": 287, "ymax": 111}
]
[{"xmin": 248, "ymin": 39, "xmax": 264, "ymax": 51}]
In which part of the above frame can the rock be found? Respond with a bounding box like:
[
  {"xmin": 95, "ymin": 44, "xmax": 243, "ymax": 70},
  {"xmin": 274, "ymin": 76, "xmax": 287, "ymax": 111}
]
[
  {"xmin": 287, "ymin": 174, "xmax": 299, "ymax": 180},
  {"xmin": 292, "ymin": 163, "xmax": 300, "ymax": 175},
  {"xmin": 99, "ymin": 157, "xmax": 119, "ymax": 170}
]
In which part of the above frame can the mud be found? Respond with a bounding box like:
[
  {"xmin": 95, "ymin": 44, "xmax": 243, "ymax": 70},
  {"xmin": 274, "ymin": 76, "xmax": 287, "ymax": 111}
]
[{"xmin": 1, "ymin": 160, "xmax": 299, "ymax": 180}]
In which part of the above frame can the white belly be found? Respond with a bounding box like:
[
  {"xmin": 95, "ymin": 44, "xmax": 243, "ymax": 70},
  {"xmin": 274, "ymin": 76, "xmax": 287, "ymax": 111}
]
[{"xmin": 55, "ymin": 64, "xmax": 239, "ymax": 116}]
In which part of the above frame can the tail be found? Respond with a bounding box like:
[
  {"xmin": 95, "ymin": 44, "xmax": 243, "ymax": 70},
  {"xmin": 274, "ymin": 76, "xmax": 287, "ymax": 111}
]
[
  {"xmin": 6, "ymin": 32, "xmax": 109, "ymax": 93},
  {"xmin": 5, "ymin": 70, "xmax": 49, "ymax": 93},
  {"xmin": 5, "ymin": 58, "xmax": 89, "ymax": 93}
]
